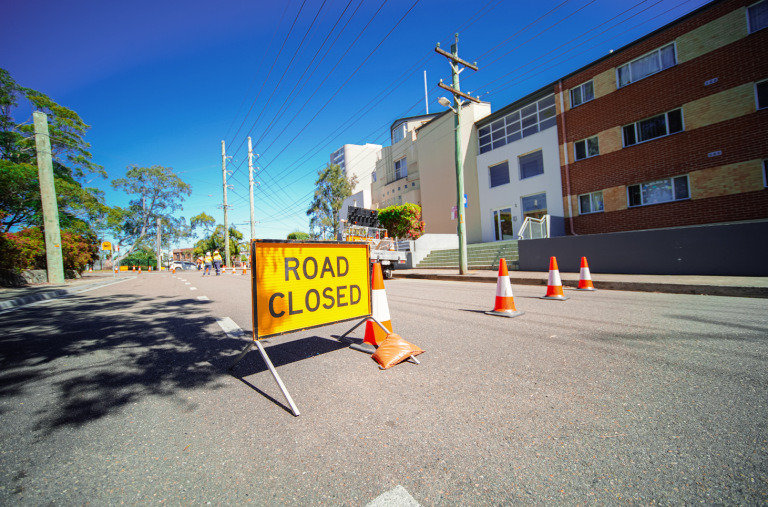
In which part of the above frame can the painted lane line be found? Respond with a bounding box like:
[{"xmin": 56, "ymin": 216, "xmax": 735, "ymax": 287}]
[
  {"xmin": 190, "ymin": 287, "xmax": 198, "ymax": 290},
  {"xmin": 185, "ymin": 282, "xmax": 191, "ymax": 285},
  {"xmin": 197, "ymin": 296, "xmax": 209, "ymax": 301},
  {"xmin": 216, "ymin": 317, "xmax": 245, "ymax": 339},
  {"xmin": 365, "ymin": 486, "xmax": 421, "ymax": 507}
]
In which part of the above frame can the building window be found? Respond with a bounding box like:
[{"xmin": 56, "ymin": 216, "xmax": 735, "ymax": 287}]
[
  {"xmin": 489, "ymin": 161, "xmax": 510, "ymax": 188},
  {"xmin": 757, "ymin": 79, "xmax": 768, "ymax": 110},
  {"xmin": 574, "ymin": 136, "xmax": 599, "ymax": 160},
  {"xmin": 748, "ymin": 0, "xmax": 768, "ymax": 33},
  {"xmin": 570, "ymin": 81, "xmax": 594, "ymax": 108},
  {"xmin": 521, "ymin": 192, "xmax": 547, "ymax": 220},
  {"xmin": 579, "ymin": 191, "xmax": 604, "ymax": 214},
  {"xmin": 627, "ymin": 175, "xmax": 689, "ymax": 207},
  {"xmin": 392, "ymin": 122, "xmax": 407, "ymax": 144},
  {"xmin": 492, "ymin": 207, "xmax": 514, "ymax": 241},
  {"xmin": 623, "ymin": 109, "xmax": 684, "ymax": 147},
  {"xmin": 519, "ymin": 151, "xmax": 544, "ymax": 180},
  {"xmin": 372, "ymin": 171, "xmax": 377, "ymax": 182},
  {"xmin": 478, "ymin": 94, "xmax": 557, "ymax": 154},
  {"xmin": 617, "ymin": 43, "xmax": 676, "ymax": 88},
  {"xmin": 394, "ymin": 158, "xmax": 407, "ymax": 180},
  {"xmin": 764, "ymin": 160, "xmax": 767, "ymax": 187}
]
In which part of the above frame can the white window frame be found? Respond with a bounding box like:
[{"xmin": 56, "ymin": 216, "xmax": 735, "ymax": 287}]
[
  {"xmin": 394, "ymin": 157, "xmax": 407, "ymax": 181},
  {"xmin": 392, "ymin": 122, "xmax": 407, "ymax": 144},
  {"xmin": 626, "ymin": 174, "xmax": 690, "ymax": 208},
  {"xmin": 622, "ymin": 108, "xmax": 685, "ymax": 147},
  {"xmin": 578, "ymin": 191, "xmax": 604, "ymax": 214},
  {"xmin": 570, "ymin": 80, "xmax": 595, "ymax": 108},
  {"xmin": 763, "ymin": 160, "xmax": 767, "ymax": 188},
  {"xmin": 616, "ymin": 42, "xmax": 678, "ymax": 88},
  {"xmin": 748, "ymin": 0, "xmax": 768, "ymax": 34},
  {"xmin": 477, "ymin": 93, "xmax": 557, "ymax": 154},
  {"xmin": 574, "ymin": 135, "xmax": 600, "ymax": 161},
  {"xmin": 757, "ymin": 78, "xmax": 768, "ymax": 110},
  {"xmin": 488, "ymin": 160, "xmax": 511, "ymax": 189}
]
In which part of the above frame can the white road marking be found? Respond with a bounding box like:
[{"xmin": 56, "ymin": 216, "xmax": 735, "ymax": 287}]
[
  {"xmin": 216, "ymin": 317, "xmax": 245, "ymax": 339},
  {"xmin": 185, "ymin": 282, "xmax": 190, "ymax": 285},
  {"xmin": 190, "ymin": 287, "xmax": 198, "ymax": 291},
  {"xmin": 365, "ymin": 486, "xmax": 421, "ymax": 507},
  {"xmin": 197, "ymin": 296, "xmax": 209, "ymax": 301}
]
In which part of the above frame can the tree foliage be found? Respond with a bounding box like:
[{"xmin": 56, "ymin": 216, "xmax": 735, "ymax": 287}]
[
  {"xmin": 306, "ymin": 164, "xmax": 357, "ymax": 239},
  {"xmin": 0, "ymin": 68, "xmax": 107, "ymax": 234},
  {"xmin": 287, "ymin": 231, "xmax": 310, "ymax": 240},
  {"xmin": 0, "ymin": 226, "xmax": 97, "ymax": 273},
  {"xmin": 192, "ymin": 225, "xmax": 243, "ymax": 262},
  {"xmin": 110, "ymin": 165, "xmax": 191, "ymax": 260},
  {"xmin": 377, "ymin": 203, "xmax": 425, "ymax": 240}
]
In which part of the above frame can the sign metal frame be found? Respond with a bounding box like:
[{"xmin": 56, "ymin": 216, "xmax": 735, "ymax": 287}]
[{"xmin": 230, "ymin": 239, "xmax": 375, "ymax": 417}]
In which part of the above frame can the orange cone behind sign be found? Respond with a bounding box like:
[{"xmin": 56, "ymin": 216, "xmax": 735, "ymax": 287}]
[
  {"xmin": 540, "ymin": 256, "xmax": 569, "ymax": 300},
  {"xmin": 232, "ymin": 266, "xmax": 237, "ymax": 275},
  {"xmin": 576, "ymin": 257, "xmax": 596, "ymax": 291},
  {"xmin": 242, "ymin": 264, "xmax": 247, "ymax": 275},
  {"xmin": 485, "ymin": 259, "xmax": 525, "ymax": 318},
  {"xmin": 363, "ymin": 263, "xmax": 393, "ymax": 347}
]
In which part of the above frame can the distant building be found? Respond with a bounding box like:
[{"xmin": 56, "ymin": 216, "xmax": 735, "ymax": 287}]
[
  {"xmin": 173, "ymin": 248, "xmax": 194, "ymax": 261},
  {"xmin": 330, "ymin": 143, "xmax": 382, "ymax": 195}
]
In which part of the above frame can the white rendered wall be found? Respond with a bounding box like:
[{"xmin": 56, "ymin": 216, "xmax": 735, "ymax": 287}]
[{"xmin": 475, "ymin": 126, "xmax": 564, "ymax": 243}]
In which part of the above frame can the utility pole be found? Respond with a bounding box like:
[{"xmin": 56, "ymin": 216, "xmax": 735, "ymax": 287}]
[
  {"xmin": 435, "ymin": 34, "xmax": 480, "ymax": 275},
  {"xmin": 32, "ymin": 112, "xmax": 65, "ymax": 284},
  {"xmin": 248, "ymin": 137, "xmax": 256, "ymax": 242},
  {"xmin": 424, "ymin": 70, "xmax": 429, "ymax": 114},
  {"xmin": 221, "ymin": 140, "xmax": 231, "ymax": 267},
  {"xmin": 156, "ymin": 217, "xmax": 162, "ymax": 271}
]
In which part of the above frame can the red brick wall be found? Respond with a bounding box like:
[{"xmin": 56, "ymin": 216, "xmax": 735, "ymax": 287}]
[
  {"xmin": 555, "ymin": 0, "xmax": 768, "ymax": 235},
  {"xmin": 568, "ymin": 189, "xmax": 768, "ymax": 235},
  {"xmin": 566, "ymin": 111, "xmax": 768, "ymax": 196}
]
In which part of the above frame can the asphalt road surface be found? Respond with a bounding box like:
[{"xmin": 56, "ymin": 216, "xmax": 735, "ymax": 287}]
[{"xmin": 0, "ymin": 271, "xmax": 766, "ymax": 506}]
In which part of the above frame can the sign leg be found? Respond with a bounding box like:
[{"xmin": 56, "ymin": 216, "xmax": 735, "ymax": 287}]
[
  {"xmin": 255, "ymin": 341, "xmax": 300, "ymax": 417},
  {"xmin": 229, "ymin": 342, "xmax": 253, "ymax": 370},
  {"xmin": 336, "ymin": 317, "xmax": 369, "ymax": 342}
]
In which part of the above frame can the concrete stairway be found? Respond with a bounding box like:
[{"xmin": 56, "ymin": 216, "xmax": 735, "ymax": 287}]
[{"xmin": 415, "ymin": 240, "xmax": 519, "ymax": 270}]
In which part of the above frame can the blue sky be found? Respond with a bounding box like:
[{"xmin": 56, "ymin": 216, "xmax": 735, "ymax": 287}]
[{"xmin": 3, "ymin": 0, "xmax": 710, "ymax": 245}]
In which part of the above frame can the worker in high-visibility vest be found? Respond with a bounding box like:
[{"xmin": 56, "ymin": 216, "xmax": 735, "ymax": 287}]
[
  {"xmin": 213, "ymin": 250, "xmax": 223, "ymax": 276},
  {"xmin": 203, "ymin": 252, "xmax": 213, "ymax": 277}
]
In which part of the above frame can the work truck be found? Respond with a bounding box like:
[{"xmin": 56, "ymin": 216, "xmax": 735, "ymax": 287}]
[{"xmin": 341, "ymin": 206, "xmax": 406, "ymax": 279}]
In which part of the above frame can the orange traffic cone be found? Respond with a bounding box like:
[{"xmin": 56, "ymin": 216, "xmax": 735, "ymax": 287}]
[
  {"xmin": 576, "ymin": 257, "xmax": 596, "ymax": 291},
  {"xmin": 363, "ymin": 263, "xmax": 393, "ymax": 348},
  {"xmin": 138, "ymin": 267, "xmax": 142, "ymax": 274},
  {"xmin": 232, "ymin": 266, "xmax": 236, "ymax": 275},
  {"xmin": 149, "ymin": 266, "xmax": 152, "ymax": 272},
  {"xmin": 485, "ymin": 259, "xmax": 525, "ymax": 318},
  {"xmin": 88, "ymin": 266, "xmax": 93, "ymax": 272},
  {"xmin": 541, "ymin": 256, "xmax": 569, "ymax": 301},
  {"xmin": 242, "ymin": 264, "xmax": 247, "ymax": 275}
]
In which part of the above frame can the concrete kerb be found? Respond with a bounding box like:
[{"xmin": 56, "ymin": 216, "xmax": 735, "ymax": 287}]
[
  {"xmin": 392, "ymin": 273, "xmax": 768, "ymax": 298},
  {"xmin": 0, "ymin": 277, "xmax": 136, "ymax": 310}
]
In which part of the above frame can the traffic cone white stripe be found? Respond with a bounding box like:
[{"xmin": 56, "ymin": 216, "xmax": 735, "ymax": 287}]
[
  {"xmin": 371, "ymin": 289, "xmax": 391, "ymax": 322},
  {"xmin": 580, "ymin": 267, "xmax": 591, "ymax": 280},
  {"xmin": 548, "ymin": 269, "xmax": 562, "ymax": 287},
  {"xmin": 496, "ymin": 276, "xmax": 513, "ymax": 298}
]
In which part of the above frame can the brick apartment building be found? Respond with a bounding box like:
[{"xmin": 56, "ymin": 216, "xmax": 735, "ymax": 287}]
[{"xmin": 554, "ymin": 0, "xmax": 768, "ymax": 235}]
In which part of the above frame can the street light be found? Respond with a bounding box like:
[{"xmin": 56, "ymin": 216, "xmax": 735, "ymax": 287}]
[{"xmin": 438, "ymin": 96, "xmax": 452, "ymax": 108}]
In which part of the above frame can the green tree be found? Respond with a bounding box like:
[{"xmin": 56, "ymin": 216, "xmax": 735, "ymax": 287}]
[
  {"xmin": 287, "ymin": 231, "xmax": 310, "ymax": 240},
  {"xmin": 192, "ymin": 225, "xmax": 243, "ymax": 262},
  {"xmin": 306, "ymin": 164, "xmax": 357, "ymax": 240},
  {"xmin": 377, "ymin": 203, "xmax": 425, "ymax": 240},
  {"xmin": 110, "ymin": 165, "xmax": 192, "ymax": 260},
  {"xmin": 0, "ymin": 68, "xmax": 107, "ymax": 234}
]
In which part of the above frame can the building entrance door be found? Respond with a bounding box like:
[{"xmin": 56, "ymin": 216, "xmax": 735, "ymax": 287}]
[{"xmin": 492, "ymin": 207, "xmax": 514, "ymax": 241}]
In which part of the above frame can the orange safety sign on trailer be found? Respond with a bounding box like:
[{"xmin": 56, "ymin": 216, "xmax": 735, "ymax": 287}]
[
  {"xmin": 101, "ymin": 241, "xmax": 112, "ymax": 250},
  {"xmin": 251, "ymin": 240, "xmax": 372, "ymax": 339}
]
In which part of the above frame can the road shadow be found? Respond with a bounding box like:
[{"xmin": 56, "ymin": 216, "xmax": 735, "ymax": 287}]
[
  {"xmin": 224, "ymin": 336, "xmax": 347, "ymax": 377},
  {"xmin": 0, "ymin": 292, "xmax": 246, "ymax": 435}
]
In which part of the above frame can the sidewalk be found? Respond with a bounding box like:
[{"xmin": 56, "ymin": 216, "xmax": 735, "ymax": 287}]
[
  {"xmin": 392, "ymin": 269, "xmax": 768, "ymax": 298},
  {"xmin": 0, "ymin": 273, "xmax": 130, "ymax": 310}
]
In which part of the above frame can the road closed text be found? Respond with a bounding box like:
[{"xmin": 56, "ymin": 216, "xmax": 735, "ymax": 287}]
[{"xmin": 253, "ymin": 243, "xmax": 371, "ymax": 338}]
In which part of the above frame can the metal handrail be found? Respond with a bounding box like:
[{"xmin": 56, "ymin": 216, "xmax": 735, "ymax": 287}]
[{"xmin": 517, "ymin": 215, "xmax": 550, "ymax": 240}]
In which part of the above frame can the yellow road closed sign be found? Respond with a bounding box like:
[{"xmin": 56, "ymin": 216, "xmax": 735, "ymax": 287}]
[
  {"xmin": 252, "ymin": 240, "xmax": 371, "ymax": 339},
  {"xmin": 101, "ymin": 241, "xmax": 112, "ymax": 250}
]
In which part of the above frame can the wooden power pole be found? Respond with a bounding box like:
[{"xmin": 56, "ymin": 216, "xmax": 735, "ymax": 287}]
[{"xmin": 33, "ymin": 112, "xmax": 65, "ymax": 283}]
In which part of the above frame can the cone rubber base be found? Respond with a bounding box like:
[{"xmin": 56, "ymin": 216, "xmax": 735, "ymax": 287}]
[
  {"xmin": 574, "ymin": 287, "xmax": 596, "ymax": 291},
  {"xmin": 485, "ymin": 310, "xmax": 525, "ymax": 318},
  {"xmin": 540, "ymin": 295, "xmax": 570, "ymax": 300},
  {"xmin": 349, "ymin": 342, "xmax": 376, "ymax": 354}
]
